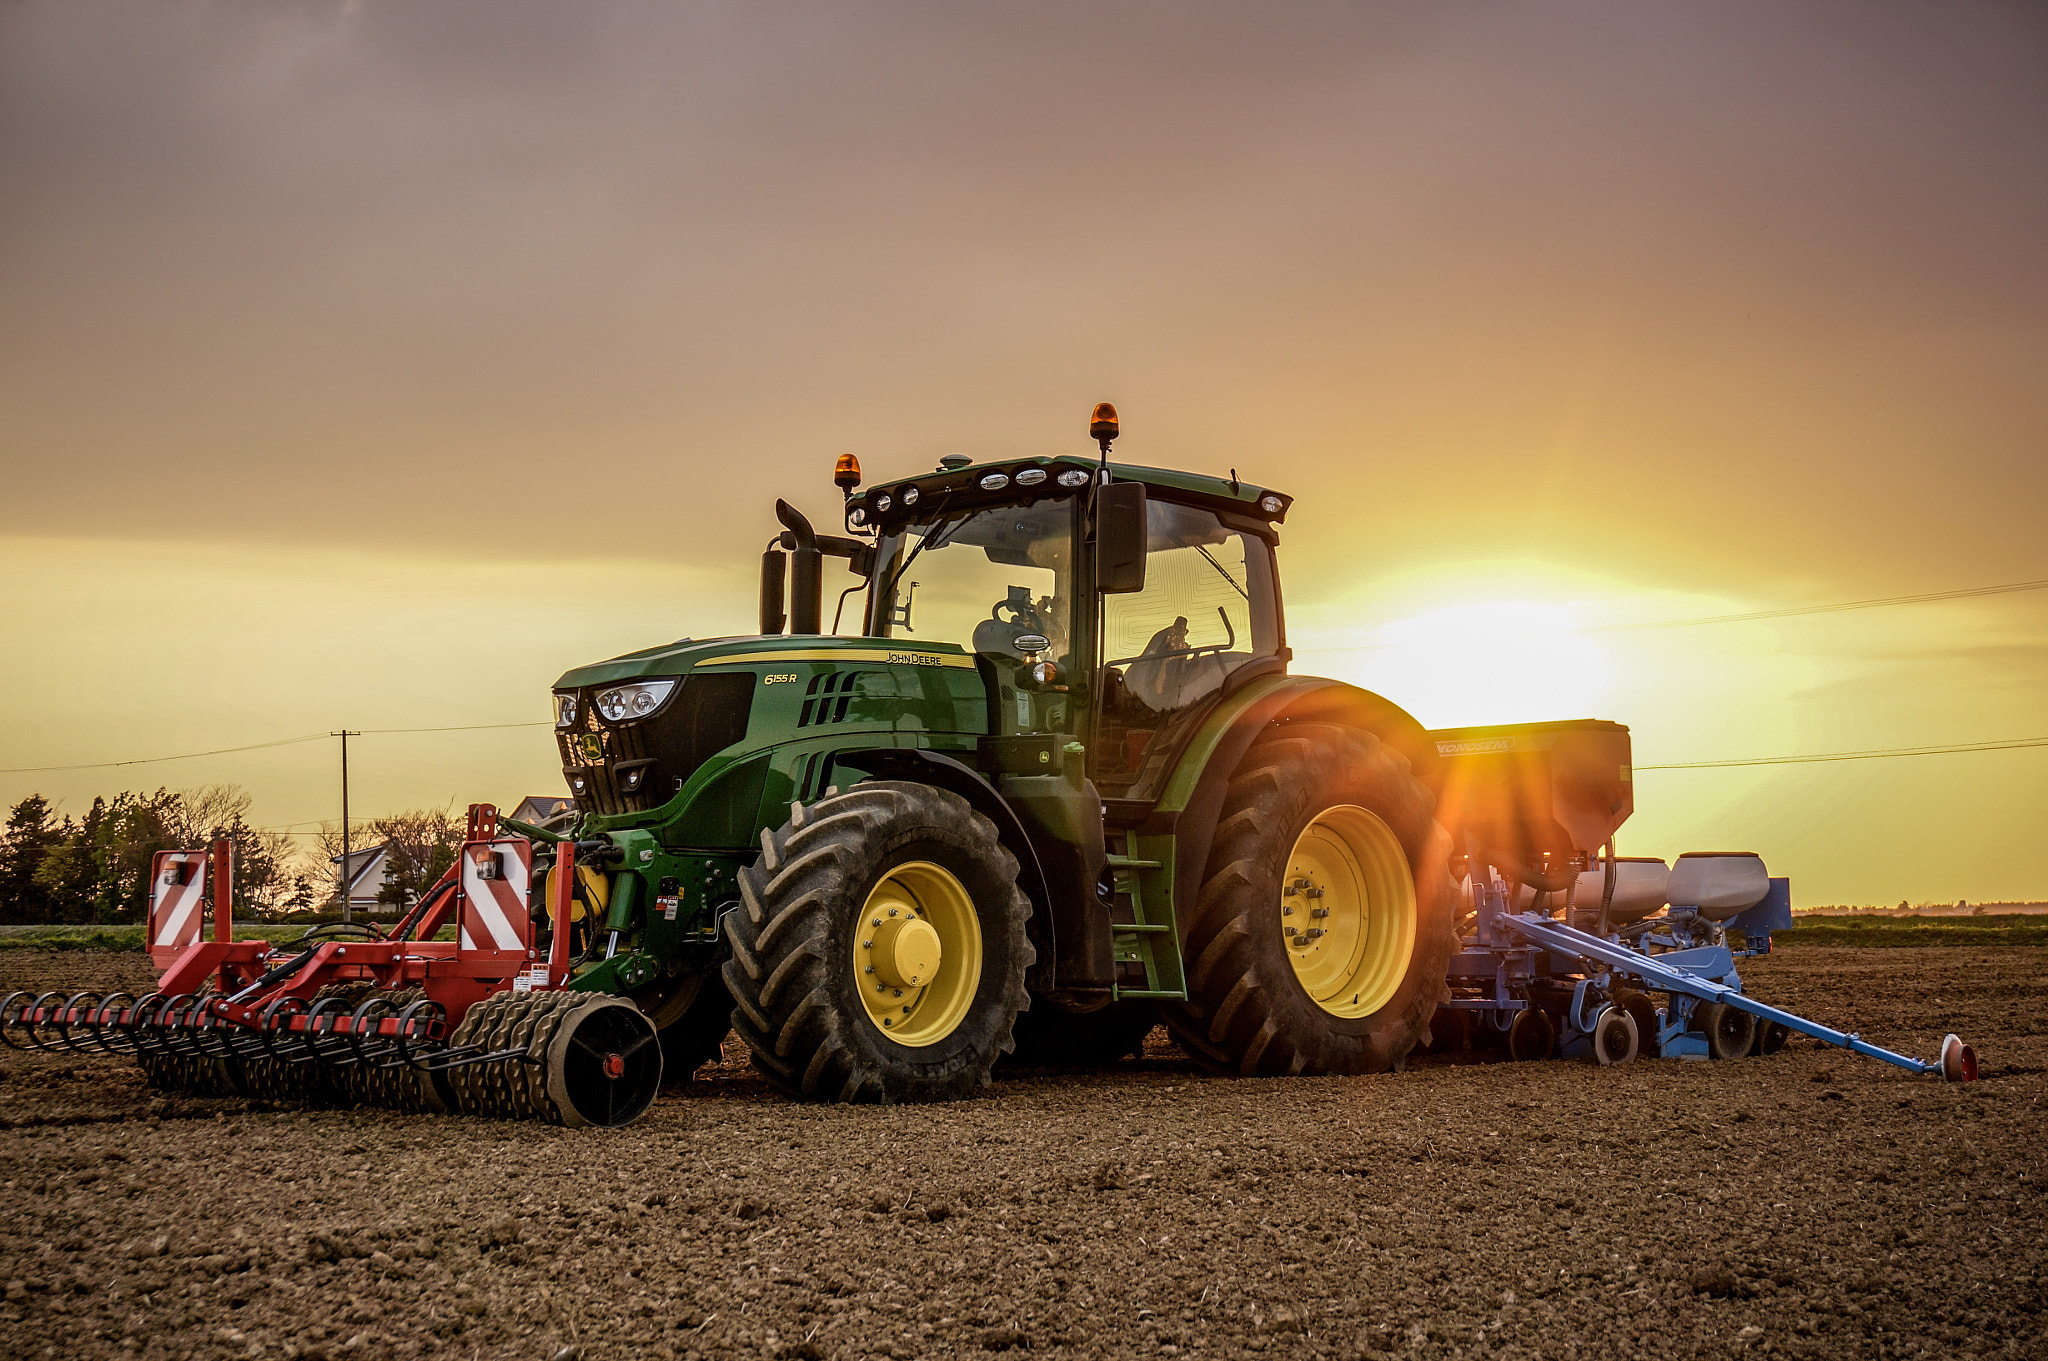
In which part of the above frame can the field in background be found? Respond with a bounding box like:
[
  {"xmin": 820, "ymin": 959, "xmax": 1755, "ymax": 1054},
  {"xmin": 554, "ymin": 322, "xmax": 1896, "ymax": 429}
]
[
  {"xmin": 1798, "ymin": 901, "xmax": 2048, "ymax": 916},
  {"xmin": 0, "ymin": 922, "xmax": 455, "ymax": 951},
  {"xmin": 1774, "ymin": 914, "xmax": 2048, "ymax": 948}
]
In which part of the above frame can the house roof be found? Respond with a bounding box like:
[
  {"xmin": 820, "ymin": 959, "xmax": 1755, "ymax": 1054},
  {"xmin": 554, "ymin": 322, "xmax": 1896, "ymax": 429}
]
[{"xmin": 328, "ymin": 841, "xmax": 392, "ymax": 890}]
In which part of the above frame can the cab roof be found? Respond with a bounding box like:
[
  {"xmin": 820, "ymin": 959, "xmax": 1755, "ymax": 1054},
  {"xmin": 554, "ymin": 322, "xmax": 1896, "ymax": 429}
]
[{"xmin": 845, "ymin": 453, "xmax": 1292, "ymax": 534}]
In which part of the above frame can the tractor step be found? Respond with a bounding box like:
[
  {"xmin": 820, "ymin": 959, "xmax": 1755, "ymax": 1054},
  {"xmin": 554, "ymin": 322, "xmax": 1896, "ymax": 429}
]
[{"xmin": 1108, "ymin": 836, "xmax": 1186, "ymax": 1002}]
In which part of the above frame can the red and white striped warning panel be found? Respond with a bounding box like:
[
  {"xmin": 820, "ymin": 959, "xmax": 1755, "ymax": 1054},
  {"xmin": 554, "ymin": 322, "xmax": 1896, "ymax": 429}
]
[
  {"xmin": 148, "ymin": 849, "xmax": 210, "ymax": 954},
  {"xmin": 459, "ymin": 837, "xmax": 533, "ymax": 955}
]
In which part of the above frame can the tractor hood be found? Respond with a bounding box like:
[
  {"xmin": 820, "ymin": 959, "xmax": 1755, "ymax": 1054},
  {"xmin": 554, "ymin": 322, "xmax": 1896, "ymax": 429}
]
[{"xmin": 553, "ymin": 634, "xmax": 977, "ymax": 690}]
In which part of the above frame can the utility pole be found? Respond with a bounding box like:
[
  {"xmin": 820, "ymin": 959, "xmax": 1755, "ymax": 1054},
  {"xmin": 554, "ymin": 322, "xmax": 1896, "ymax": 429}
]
[{"xmin": 334, "ymin": 731, "xmax": 360, "ymax": 924}]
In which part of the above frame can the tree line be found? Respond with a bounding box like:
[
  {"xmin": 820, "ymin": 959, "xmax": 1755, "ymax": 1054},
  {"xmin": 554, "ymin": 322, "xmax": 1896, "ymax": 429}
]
[{"xmin": 0, "ymin": 785, "xmax": 464, "ymax": 926}]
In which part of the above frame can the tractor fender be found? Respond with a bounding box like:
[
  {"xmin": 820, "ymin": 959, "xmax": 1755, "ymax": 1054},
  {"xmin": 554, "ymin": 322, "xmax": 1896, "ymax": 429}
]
[
  {"xmin": 1149, "ymin": 674, "xmax": 1441, "ymax": 929},
  {"xmin": 831, "ymin": 747, "xmax": 1059, "ymax": 988}
]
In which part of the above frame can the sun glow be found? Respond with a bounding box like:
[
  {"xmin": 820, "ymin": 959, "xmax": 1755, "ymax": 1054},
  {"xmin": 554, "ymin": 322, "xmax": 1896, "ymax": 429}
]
[{"xmin": 1302, "ymin": 600, "xmax": 1611, "ymax": 729}]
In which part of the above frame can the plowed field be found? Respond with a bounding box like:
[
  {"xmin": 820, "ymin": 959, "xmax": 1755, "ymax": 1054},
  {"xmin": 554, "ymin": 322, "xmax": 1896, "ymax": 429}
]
[{"xmin": 1, "ymin": 946, "xmax": 2043, "ymax": 1361}]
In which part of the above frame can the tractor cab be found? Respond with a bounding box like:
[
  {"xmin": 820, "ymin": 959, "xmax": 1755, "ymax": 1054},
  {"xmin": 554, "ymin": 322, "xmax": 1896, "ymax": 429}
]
[{"xmin": 834, "ymin": 444, "xmax": 1294, "ymax": 801}]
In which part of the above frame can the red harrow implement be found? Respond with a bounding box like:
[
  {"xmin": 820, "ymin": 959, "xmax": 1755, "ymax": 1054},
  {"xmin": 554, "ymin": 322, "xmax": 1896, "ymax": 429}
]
[{"xmin": 0, "ymin": 805, "xmax": 664, "ymax": 1128}]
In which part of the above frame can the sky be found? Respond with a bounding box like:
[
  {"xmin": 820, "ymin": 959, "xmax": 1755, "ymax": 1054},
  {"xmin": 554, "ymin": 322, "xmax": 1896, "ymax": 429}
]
[{"xmin": 2, "ymin": 0, "xmax": 2044, "ymax": 904}]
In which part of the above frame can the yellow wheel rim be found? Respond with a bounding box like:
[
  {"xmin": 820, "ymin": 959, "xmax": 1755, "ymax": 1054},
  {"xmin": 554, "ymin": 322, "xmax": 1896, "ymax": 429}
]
[
  {"xmin": 852, "ymin": 861, "xmax": 982, "ymax": 1047},
  {"xmin": 1281, "ymin": 804, "xmax": 1416, "ymax": 1018}
]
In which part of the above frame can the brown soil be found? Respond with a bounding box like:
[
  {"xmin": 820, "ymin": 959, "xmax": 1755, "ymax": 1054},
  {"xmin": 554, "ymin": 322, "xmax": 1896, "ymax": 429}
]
[{"xmin": 1, "ymin": 946, "xmax": 2043, "ymax": 1361}]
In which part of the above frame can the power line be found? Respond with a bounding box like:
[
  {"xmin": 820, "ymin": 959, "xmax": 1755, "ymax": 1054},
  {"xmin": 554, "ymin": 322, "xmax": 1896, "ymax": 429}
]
[
  {"xmin": 360, "ymin": 721, "xmax": 550, "ymax": 735},
  {"xmin": 1638, "ymin": 736, "xmax": 2048, "ymax": 770},
  {"xmin": 1297, "ymin": 574, "xmax": 2048, "ymax": 654},
  {"xmin": 1586, "ymin": 577, "xmax": 2048, "ymax": 634},
  {"xmin": 0, "ymin": 720, "xmax": 552, "ymax": 775},
  {"xmin": 0, "ymin": 732, "xmax": 333, "ymax": 774}
]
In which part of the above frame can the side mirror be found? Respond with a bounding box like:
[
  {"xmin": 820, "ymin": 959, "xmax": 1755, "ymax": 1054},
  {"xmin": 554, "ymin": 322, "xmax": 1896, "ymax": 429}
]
[{"xmin": 1095, "ymin": 481, "xmax": 1148, "ymax": 594}]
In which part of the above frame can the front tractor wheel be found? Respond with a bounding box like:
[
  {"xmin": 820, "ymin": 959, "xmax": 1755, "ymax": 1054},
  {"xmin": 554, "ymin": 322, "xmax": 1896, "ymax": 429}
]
[
  {"xmin": 723, "ymin": 781, "xmax": 1033, "ymax": 1102},
  {"xmin": 1164, "ymin": 724, "xmax": 1458, "ymax": 1077}
]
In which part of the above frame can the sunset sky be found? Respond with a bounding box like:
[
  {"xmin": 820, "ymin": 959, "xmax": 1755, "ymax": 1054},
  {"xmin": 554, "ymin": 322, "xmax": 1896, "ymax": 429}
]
[{"xmin": 3, "ymin": 1, "xmax": 2044, "ymax": 905}]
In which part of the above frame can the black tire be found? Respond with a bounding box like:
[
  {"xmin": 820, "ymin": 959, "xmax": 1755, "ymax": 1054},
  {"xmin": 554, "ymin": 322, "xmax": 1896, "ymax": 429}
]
[
  {"xmin": 723, "ymin": 781, "xmax": 1034, "ymax": 1102},
  {"xmin": 1752, "ymin": 1018, "xmax": 1791, "ymax": 1056},
  {"xmin": 1001, "ymin": 998, "xmax": 1159, "ymax": 1069},
  {"xmin": 1697, "ymin": 1001, "xmax": 1757, "ymax": 1060},
  {"xmin": 637, "ymin": 974, "xmax": 735, "ymax": 1080},
  {"xmin": 1589, "ymin": 1005, "xmax": 1639, "ymax": 1066},
  {"xmin": 1613, "ymin": 989, "xmax": 1662, "ymax": 1057},
  {"xmin": 1507, "ymin": 1006, "xmax": 1556, "ymax": 1061},
  {"xmin": 1162, "ymin": 723, "xmax": 1458, "ymax": 1077}
]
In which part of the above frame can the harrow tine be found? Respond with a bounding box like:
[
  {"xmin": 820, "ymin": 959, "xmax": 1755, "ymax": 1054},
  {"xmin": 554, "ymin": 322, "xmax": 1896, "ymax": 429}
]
[
  {"xmin": 153, "ymin": 995, "xmax": 205, "ymax": 1058},
  {"xmin": 258, "ymin": 995, "xmax": 314, "ymax": 1064},
  {"xmin": 192, "ymin": 1001, "xmax": 266, "ymax": 1061},
  {"xmin": 126, "ymin": 993, "xmax": 173, "ymax": 1057},
  {"xmin": 52, "ymin": 992, "xmax": 102, "ymax": 1054},
  {"xmin": 0, "ymin": 991, "xmax": 35, "ymax": 1050},
  {"xmin": 347, "ymin": 996, "xmax": 402, "ymax": 1067},
  {"xmin": 25, "ymin": 992, "xmax": 70, "ymax": 1052},
  {"xmin": 301, "ymin": 997, "xmax": 360, "ymax": 1067},
  {"xmin": 383, "ymin": 997, "xmax": 448, "ymax": 1070},
  {"xmin": 87, "ymin": 993, "xmax": 139, "ymax": 1055}
]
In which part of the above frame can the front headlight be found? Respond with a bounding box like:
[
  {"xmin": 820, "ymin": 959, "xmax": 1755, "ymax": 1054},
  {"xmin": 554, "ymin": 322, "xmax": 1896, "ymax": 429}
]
[
  {"xmin": 554, "ymin": 693, "xmax": 577, "ymax": 728},
  {"xmin": 594, "ymin": 679, "xmax": 677, "ymax": 722}
]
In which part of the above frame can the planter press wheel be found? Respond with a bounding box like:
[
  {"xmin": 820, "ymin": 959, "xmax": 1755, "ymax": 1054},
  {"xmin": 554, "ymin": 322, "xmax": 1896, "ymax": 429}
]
[
  {"xmin": 1507, "ymin": 1006, "xmax": 1555, "ymax": 1062},
  {"xmin": 1589, "ymin": 1006, "xmax": 1639, "ymax": 1066},
  {"xmin": 1751, "ymin": 1018, "xmax": 1791, "ymax": 1056},
  {"xmin": 543, "ymin": 997, "xmax": 663, "ymax": 1128},
  {"xmin": 1612, "ymin": 989, "xmax": 1661, "ymax": 1056},
  {"xmin": 1697, "ymin": 1001, "xmax": 1757, "ymax": 1060}
]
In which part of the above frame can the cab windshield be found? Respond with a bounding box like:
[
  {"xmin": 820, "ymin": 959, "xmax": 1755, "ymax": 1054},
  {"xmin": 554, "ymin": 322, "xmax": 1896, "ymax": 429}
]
[{"xmin": 869, "ymin": 499, "xmax": 1076, "ymax": 669}]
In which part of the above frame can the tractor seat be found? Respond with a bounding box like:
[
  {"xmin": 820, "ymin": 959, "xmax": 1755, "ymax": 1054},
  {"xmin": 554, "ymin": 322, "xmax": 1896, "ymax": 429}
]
[{"xmin": 1667, "ymin": 851, "xmax": 1770, "ymax": 920}]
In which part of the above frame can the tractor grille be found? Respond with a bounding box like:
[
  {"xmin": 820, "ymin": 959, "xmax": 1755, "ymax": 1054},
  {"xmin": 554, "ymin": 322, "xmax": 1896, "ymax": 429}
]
[{"xmin": 558, "ymin": 672, "xmax": 756, "ymax": 816}]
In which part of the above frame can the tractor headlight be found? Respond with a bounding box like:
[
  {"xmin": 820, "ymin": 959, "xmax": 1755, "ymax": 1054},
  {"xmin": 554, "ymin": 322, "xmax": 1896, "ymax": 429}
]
[
  {"xmin": 555, "ymin": 693, "xmax": 577, "ymax": 728},
  {"xmin": 1014, "ymin": 467, "xmax": 1046, "ymax": 487},
  {"xmin": 594, "ymin": 680, "xmax": 676, "ymax": 722},
  {"xmin": 979, "ymin": 472, "xmax": 1010, "ymax": 491},
  {"xmin": 1056, "ymin": 469, "xmax": 1090, "ymax": 488},
  {"xmin": 900, "ymin": 485, "xmax": 920, "ymax": 506}
]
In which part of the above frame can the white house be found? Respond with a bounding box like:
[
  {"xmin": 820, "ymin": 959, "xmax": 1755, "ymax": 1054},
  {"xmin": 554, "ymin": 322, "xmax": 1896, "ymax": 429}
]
[{"xmin": 328, "ymin": 842, "xmax": 397, "ymax": 917}]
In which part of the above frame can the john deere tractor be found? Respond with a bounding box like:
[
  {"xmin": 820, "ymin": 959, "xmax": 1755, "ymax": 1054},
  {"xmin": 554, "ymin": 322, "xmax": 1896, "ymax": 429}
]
[{"xmin": 543, "ymin": 405, "xmax": 1461, "ymax": 1103}]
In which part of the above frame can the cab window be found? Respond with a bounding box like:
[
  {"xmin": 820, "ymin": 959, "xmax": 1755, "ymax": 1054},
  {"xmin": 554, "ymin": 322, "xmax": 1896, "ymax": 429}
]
[
  {"xmin": 1093, "ymin": 501, "xmax": 1279, "ymax": 792},
  {"xmin": 872, "ymin": 499, "xmax": 1075, "ymax": 668}
]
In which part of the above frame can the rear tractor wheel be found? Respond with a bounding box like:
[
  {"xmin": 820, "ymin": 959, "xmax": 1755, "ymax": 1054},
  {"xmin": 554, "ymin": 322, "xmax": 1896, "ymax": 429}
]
[
  {"xmin": 723, "ymin": 781, "xmax": 1033, "ymax": 1102},
  {"xmin": 1164, "ymin": 724, "xmax": 1458, "ymax": 1077}
]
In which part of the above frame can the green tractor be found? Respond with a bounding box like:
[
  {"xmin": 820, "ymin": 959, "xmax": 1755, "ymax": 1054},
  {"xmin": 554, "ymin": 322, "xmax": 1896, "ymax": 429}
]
[{"xmin": 542, "ymin": 405, "xmax": 1459, "ymax": 1103}]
